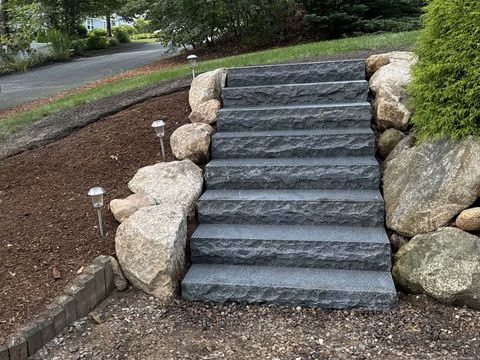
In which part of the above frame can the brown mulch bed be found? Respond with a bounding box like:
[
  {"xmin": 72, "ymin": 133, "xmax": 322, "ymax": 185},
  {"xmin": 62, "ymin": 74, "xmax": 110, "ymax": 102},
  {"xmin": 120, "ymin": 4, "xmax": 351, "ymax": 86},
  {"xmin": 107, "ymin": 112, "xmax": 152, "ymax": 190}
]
[
  {"xmin": 0, "ymin": 90, "xmax": 192, "ymax": 341},
  {"xmin": 33, "ymin": 291, "xmax": 480, "ymax": 359}
]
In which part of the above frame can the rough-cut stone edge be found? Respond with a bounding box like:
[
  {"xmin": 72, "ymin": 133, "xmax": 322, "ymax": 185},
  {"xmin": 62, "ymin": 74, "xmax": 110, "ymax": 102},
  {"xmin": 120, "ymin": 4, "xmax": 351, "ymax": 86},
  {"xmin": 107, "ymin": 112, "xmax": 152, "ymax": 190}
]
[
  {"xmin": 0, "ymin": 77, "xmax": 191, "ymax": 160},
  {"xmin": 2, "ymin": 255, "xmax": 118, "ymax": 359}
]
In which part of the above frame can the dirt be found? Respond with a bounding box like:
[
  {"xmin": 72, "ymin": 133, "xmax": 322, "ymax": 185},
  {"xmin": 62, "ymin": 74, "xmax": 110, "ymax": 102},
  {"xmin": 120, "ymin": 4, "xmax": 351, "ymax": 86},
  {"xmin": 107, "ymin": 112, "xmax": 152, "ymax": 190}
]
[
  {"xmin": 0, "ymin": 90, "xmax": 193, "ymax": 340},
  {"xmin": 32, "ymin": 290, "xmax": 480, "ymax": 360}
]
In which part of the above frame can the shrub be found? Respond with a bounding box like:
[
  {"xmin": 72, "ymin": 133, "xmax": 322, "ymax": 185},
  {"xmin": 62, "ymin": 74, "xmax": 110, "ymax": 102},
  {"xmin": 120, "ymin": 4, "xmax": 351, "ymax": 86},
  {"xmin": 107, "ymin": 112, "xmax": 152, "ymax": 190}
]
[
  {"xmin": 107, "ymin": 37, "xmax": 120, "ymax": 46},
  {"xmin": 71, "ymin": 38, "xmax": 89, "ymax": 55},
  {"xmin": 86, "ymin": 32, "xmax": 108, "ymax": 50},
  {"xmin": 90, "ymin": 28, "xmax": 108, "ymax": 37},
  {"xmin": 112, "ymin": 27, "xmax": 130, "ymax": 43},
  {"xmin": 46, "ymin": 30, "xmax": 71, "ymax": 60},
  {"xmin": 409, "ymin": 0, "xmax": 480, "ymax": 140},
  {"xmin": 113, "ymin": 24, "xmax": 137, "ymax": 36},
  {"xmin": 131, "ymin": 33, "xmax": 157, "ymax": 40}
]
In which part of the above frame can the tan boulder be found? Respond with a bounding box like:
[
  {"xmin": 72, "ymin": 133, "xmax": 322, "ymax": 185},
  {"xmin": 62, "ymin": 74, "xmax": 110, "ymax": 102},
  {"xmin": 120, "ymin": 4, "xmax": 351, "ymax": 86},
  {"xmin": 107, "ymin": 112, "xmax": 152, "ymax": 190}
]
[
  {"xmin": 189, "ymin": 68, "xmax": 227, "ymax": 110},
  {"xmin": 189, "ymin": 99, "xmax": 221, "ymax": 125},
  {"xmin": 115, "ymin": 206, "xmax": 187, "ymax": 301},
  {"xmin": 109, "ymin": 193, "xmax": 156, "ymax": 223},
  {"xmin": 374, "ymin": 85, "xmax": 411, "ymax": 131},
  {"xmin": 370, "ymin": 58, "xmax": 416, "ymax": 95},
  {"xmin": 456, "ymin": 208, "xmax": 480, "ymax": 232},
  {"xmin": 366, "ymin": 51, "xmax": 417, "ymax": 78},
  {"xmin": 108, "ymin": 256, "xmax": 128, "ymax": 291},
  {"xmin": 128, "ymin": 159, "xmax": 203, "ymax": 217},
  {"xmin": 378, "ymin": 129, "xmax": 405, "ymax": 158},
  {"xmin": 170, "ymin": 123, "xmax": 213, "ymax": 164}
]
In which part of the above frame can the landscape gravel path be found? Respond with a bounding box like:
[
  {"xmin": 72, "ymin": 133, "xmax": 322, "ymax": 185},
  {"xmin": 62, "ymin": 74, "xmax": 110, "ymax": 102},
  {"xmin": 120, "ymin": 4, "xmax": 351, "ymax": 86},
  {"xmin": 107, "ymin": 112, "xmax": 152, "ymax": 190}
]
[{"xmin": 33, "ymin": 289, "xmax": 480, "ymax": 360}]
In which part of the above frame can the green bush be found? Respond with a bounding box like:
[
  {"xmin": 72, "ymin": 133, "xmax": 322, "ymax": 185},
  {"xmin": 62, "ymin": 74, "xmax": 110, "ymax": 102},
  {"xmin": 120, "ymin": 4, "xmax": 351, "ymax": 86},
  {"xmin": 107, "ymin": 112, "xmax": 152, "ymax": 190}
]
[
  {"xmin": 107, "ymin": 37, "xmax": 120, "ymax": 46},
  {"xmin": 46, "ymin": 30, "xmax": 71, "ymax": 60},
  {"xmin": 86, "ymin": 32, "xmax": 108, "ymax": 50},
  {"xmin": 359, "ymin": 17, "xmax": 421, "ymax": 34},
  {"xmin": 90, "ymin": 28, "xmax": 108, "ymax": 37},
  {"xmin": 131, "ymin": 33, "xmax": 157, "ymax": 40},
  {"xmin": 409, "ymin": 0, "xmax": 480, "ymax": 140},
  {"xmin": 113, "ymin": 24, "xmax": 137, "ymax": 35},
  {"xmin": 71, "ymin": 38, "xmax": 89, "ymax": 55},
  {"xmin": 112, "ymin": 27, "xmax": 130, "ymax": 43}
]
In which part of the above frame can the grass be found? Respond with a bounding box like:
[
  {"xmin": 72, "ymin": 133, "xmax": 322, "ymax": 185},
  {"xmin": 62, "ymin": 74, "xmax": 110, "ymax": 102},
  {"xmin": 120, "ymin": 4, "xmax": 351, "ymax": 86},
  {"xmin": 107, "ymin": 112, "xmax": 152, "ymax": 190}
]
[
  {"xmin": 131, "ymin": 38, "xmax": 158, "ymax": 44},
  {"xmin": 0, "ymin": 30, "xmax": 419, "ymax": 140}
]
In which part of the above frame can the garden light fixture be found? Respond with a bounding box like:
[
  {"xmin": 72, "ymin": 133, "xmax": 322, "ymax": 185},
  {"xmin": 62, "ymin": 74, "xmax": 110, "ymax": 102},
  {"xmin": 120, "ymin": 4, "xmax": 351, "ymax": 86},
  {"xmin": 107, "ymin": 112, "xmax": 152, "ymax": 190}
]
[
  {"xmin": 151, "ymin": 119, "xmax": 166, "ymax": 160},
  {"xmin": 88, "ymin": 187, "xmax": 106, "ymax": 237},
  {"xmin": 187, "ymin": 54, "xmax": 198, "ymax": 79}
]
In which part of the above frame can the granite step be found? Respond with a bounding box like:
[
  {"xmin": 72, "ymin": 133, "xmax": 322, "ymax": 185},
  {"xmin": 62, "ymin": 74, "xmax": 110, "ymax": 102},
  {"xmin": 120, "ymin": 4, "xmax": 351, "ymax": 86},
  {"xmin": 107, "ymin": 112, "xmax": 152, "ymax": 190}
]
[
  {"xmin": 217, "ymin": 103, "xmax": 372, "ymax": 132},
  {"xmin": 182, "ymin": 264, "xmax": 398, "ymax": 309},
  {"xmin": 205, "ymin": 157, "xmax": 380, "ymax": 190},
  {"xmin": 222, "ymin": 81, "xmax": 369, "ymax": 108},
  {"xmin": 191, "ymin": 224, "xmax": 391, "ymax": 271},
  {"xmin": 227, "ymin": 60, "xmax": 366, "ymax": 87},
  {"xmin": 212, "ymin": 128, "xmax": 375, "ymax": 159},
  {"xmin": 197, "ymin": 189, "xmax": 385, "ymax": 227}
]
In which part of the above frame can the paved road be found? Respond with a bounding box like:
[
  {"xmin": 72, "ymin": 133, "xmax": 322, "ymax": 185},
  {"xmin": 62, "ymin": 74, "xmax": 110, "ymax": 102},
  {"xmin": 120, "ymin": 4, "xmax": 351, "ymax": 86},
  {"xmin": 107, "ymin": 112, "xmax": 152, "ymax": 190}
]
[{"xmin": 0, "ymin": 43, "xmax": 171, "ymax": 110}]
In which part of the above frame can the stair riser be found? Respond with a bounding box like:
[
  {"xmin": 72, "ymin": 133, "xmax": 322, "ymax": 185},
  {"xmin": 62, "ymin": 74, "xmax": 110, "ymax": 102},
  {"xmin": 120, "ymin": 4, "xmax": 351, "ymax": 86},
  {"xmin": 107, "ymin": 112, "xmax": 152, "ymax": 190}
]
[
  {"xmin": 182, "ymin": 284, "xmax": 397, "ymax": 309},
  {"xmin": 198, "ymin": 199, "xmax": 384, "ymax": 227},
  {"xmin": 222, "ymin": 81, "xmax": 369, "ymax": 108},
  {"xmin": 227, "ymin": 61, "xmax": 365, "ymax": 87},
  {"xmin": 205, "ymin": 165, "xmax": 380, "ymax": 190},
  {"xmin": 191, "ymin": 239, "xmax": 391, "ymax": 271},
  {"xmin": 218, "ymin": 106, "xmax": 372, "ymax": 132},
  {"xmin": 212, "ymin": 133, "xmax": 375, "ymax": 159}
]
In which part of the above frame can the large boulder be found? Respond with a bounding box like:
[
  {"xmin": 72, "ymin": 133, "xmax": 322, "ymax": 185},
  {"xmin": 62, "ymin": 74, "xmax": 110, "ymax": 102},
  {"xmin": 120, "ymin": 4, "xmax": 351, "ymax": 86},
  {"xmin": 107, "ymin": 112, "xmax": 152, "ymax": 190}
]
[
  {"xmin": 378, "ymin": 128, "xmax": 405, "ymax": 158},
  {"xmin": 115, "ymin": 206, "xmax": 187, "ymax": 301},
  {"xmin": 128, "ymin": 160, "xmax": 203, "ymax": 217},
  {"xmin": 374, "ymin": 85, "xmax": 411, "ymax": 131},
  {"xmin": 189, "ymin": 68, "xmax": 227, "ymax": 110},
  {"xmin": 189, "ymin": 99, "xmax": 221, "ymax": 125},
  {"xmin": 456, "ymin": 208, "xmax": 480, "ymax": 232},
  {"xmin": 366, "ymin": 51, "xmax": 417, "ymax": 78},
  {"xmin": 384, "ymin": 137, "xmax": 480, "ymax": 237},
  {"xmin": 170, "ymin": 123, "xmax": 213, "ymax": 164},
  {"xmin": 384, "ymin": 135, "xmax": 415, "ymax": 165},
  {"xmin": 109, "ymin": 193, "xmax": 156, "ymax": 223},
  {"xmin": 393, "ymin": 227, "xmax": 480, "ymax": 309}
]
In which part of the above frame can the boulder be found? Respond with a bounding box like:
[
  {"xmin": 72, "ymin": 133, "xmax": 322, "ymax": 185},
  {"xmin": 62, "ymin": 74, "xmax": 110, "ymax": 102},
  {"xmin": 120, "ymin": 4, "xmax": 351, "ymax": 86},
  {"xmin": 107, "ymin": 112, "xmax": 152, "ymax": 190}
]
[
  {"xmin": 366, "ymin": 51, "xmax": 417, "ymax": 78},
  {"xmin": 374, "ymin": 85, "xmax": 411, "ymax": 131},
  {"xmin": 456, "ymin": 208, "xmax": 480, "ymax": 232},
  {"xmin": 370, "ymin": 58, "xmax": 416, "ymax": 95},
  {"xmin": 189, "ymin": 68, "xmax": 227, "ymax": 110},
  {"xmin": 389, "ymin": 232, "xmax": 408, "ymax": 253},
  {"xmin": 377, "ymin": 129, "xmax": 405, "ymax": 158},
  {"xmin": 384, "ymin": 137, "xmax": 480, "ymax": 237},
  {"xmin": 384, "ymin": 135, "xmax": 415, "ymax": 165},
  {"xmin": 108, "ymin": 256, "xmax": 128, "ymax": 291},
  {"xmin": 115, "ymin": 206, "xmax": 187, "ymax": 301},
  {"xmin": 393, "ymin": 227, "xmax": 480, "ymax": 309},
  {"xmin": 189, "ymin": 99, "xmax": 221, "ymax": 125},
  {"xmin": 170, "ymin": 123, "xmax": 213, "ymax": 164},
  {"xmin": 109, "ymin": 193, "xmax": 156, "ymax": 223},
  {"xmin": 128, "ymin": 160, "xmax": 203, "ymax": 217}
]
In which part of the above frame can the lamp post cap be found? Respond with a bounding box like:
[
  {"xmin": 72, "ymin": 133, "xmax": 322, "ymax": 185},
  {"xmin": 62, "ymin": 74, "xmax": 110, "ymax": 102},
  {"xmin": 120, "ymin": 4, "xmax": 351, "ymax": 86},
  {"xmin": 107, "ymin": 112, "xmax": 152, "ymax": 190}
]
[
  {"xmin": 88, "ymin": 187, "xmax": 106, "ymax": 197},
  {"xmin": 151, "ymin": 119, "xmax": 166, "ymax": 128},
  {"xmin": 187, "ymin": 54, "xmax": 198, "ymax": 60}
]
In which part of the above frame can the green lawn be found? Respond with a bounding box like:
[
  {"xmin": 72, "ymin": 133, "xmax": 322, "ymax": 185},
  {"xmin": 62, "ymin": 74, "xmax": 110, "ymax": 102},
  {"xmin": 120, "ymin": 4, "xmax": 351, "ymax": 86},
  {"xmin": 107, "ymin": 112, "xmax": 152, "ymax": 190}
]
[
  {"xmin": 0, "ymin": 31, "xmax": 419, "ymax": 141},
  {"xmin": 131, "ymin": 38, "xmax": 158, "ymax": 43}
]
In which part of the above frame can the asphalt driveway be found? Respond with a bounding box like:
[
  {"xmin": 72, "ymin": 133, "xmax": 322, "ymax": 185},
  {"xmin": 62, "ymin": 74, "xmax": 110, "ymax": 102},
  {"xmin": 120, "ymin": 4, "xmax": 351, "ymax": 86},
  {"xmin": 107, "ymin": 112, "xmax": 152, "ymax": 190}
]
[{"xmin": 0, "ymin": 42, "xmax": 171, "ymax": 110}]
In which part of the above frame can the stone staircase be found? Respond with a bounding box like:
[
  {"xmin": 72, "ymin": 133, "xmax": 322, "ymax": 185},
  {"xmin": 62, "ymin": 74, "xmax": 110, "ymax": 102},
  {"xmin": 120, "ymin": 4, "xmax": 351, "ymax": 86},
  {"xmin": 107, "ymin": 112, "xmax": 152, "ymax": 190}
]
[{"xmin": 182, "ymin": 60, "xmax": 398, "ymax": 309}]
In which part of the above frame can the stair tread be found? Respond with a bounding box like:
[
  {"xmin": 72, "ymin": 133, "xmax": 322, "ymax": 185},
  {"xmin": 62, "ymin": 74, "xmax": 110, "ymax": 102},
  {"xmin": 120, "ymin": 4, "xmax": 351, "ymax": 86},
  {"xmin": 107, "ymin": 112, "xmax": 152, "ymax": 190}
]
[
  {"xmin": 224, "ymin": 80, "xmax": 368, "ymax": 90},
  {"xmin": 183, "ymin": 264, "xmax": 396, "ymax": 293},
  {"xmin": 206, "ymin": 157, "xmax": 378, "ymax": 167},
  {"xmin": 214, "ymin": 128, "xmax": 372, "ymax": 138},
  {"xmin": 219, "ymin": 102, "xmax": 371, "ymax": 113},
  {"xmin": 200, "ymin": 189, "xmax": 383, "ymax": 202},
  {"xmin": 193, "ymin": 224, "xmax": 389, "ymax": 244},
  {"xmin": 229, "ymin": 59, "xmax": 365, "ymax": 71}
]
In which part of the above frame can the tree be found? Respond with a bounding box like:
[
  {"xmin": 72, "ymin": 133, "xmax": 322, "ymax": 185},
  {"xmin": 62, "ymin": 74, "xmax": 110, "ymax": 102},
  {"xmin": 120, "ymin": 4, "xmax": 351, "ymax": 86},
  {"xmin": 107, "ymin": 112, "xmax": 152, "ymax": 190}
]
[{"xmin": 0, "ymin": 0, "xmax": 8, "ymax": 35}]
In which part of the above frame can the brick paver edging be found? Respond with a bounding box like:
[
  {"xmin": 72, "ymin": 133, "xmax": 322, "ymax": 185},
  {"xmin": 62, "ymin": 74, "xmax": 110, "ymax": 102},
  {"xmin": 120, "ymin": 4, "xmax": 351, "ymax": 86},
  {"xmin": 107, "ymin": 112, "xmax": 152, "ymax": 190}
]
[{"xmin": 0, "ymin": 255, "xmax": 115, "ymax": 360}]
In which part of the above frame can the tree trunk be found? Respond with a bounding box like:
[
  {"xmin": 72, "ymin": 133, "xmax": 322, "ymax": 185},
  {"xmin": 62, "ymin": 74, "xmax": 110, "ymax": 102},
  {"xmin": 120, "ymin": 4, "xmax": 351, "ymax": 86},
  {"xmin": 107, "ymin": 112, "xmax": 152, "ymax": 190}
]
[
  {"xmin": 106, "ymin": 14, "xmax": 112, "ymax": 37},
  {"xmin": 0, "ymin": 0, "xmax": 9, "ymax": 35}
]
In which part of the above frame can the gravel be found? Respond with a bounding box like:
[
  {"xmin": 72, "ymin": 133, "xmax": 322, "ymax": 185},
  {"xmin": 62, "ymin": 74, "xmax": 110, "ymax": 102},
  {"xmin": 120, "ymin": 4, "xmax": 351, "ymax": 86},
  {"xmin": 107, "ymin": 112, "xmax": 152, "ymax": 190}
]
[{"xmin": 33, "ymin": 289, "xmax": 480, "ymax": 359}]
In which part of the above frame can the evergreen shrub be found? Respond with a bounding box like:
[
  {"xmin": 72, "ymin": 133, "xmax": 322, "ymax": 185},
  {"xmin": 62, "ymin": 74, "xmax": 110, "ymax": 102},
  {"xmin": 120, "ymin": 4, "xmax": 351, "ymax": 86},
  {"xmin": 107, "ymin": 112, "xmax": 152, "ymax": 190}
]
[{"xmin": 409, "ymin": 0, "xmax": 480, "ymax": 140}]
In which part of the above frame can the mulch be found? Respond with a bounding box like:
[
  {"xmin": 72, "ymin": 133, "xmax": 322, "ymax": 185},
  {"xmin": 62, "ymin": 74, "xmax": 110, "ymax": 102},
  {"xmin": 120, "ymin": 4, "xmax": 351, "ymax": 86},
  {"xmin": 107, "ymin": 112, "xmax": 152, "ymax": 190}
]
[{"xmin": 0, "ymin": 90, "xmax": 192, "ymax": 341}]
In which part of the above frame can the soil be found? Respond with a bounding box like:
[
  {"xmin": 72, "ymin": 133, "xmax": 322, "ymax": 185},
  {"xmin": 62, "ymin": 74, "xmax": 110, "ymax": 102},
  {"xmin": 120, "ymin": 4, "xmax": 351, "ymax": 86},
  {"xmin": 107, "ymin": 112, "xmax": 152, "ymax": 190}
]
[
  {"xmin": 32, "ymin": 290, "xmax": 480, "ymax": 359},
  {"xmin": 0, "ymin": 90, "xmax": 192, "ymax": 341}
]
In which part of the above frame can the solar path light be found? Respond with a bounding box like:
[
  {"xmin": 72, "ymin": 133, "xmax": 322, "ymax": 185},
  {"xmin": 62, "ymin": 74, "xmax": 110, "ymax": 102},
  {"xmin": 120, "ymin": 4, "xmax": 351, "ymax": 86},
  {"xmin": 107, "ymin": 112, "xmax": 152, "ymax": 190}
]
[
  {"xmin": 88, "ymin": 187, "xmax": 106, "ymax": 237},
  {"xmin": 151, "ymin": 119, "xmax": 166, "ymax": 161},
  {"xmin": 187, "ymin": 54, "xmax": 198, "ymax": 79}
]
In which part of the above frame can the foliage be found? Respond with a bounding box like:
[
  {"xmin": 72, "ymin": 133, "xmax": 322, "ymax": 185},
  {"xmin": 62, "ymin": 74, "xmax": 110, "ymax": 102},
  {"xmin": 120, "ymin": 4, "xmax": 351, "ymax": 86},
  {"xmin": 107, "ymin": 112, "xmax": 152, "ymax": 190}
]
[
  {"xmin": 90, "ymin": 28, "xmax": 108, "ymax": 37},
  {"xmin": 409, "ymin": 0, "xmax": 480, "ymax": 140},
  {"xmin": 131, "ymin": 32, "xmax": 156, "ymax": 40},
  {"xmin": 133, "ymin": 18, "xmax": 152, "ymax": 33},
  {"xmin": 46, "ymin": 29, "xmax": 71, "ymax": 59},
  {"xmin": 112, "ymin": 27, "xmax": 130, "ymax": 43},
  {"xmin": 108, "ymin": 36, "xmax": 120, "ymax": 46},
  {"xmin": 71, "ymin": 38, "xmax": 89, "ymax": 55},
  {"xmin": 113, "ymin": 24, "xmax": 136, "ymax": 35},
  {"xmin": 86, "ymin": 32, "xmax": 108, "ymax": 49}
]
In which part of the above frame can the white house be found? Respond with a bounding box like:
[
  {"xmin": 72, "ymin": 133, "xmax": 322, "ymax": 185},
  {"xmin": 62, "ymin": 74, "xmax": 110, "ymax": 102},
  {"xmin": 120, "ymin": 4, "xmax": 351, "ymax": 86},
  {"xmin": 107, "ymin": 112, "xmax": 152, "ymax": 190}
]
[{"xmin": 84, "ymin": 14, "xmax": 133, "ymax": 31}]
